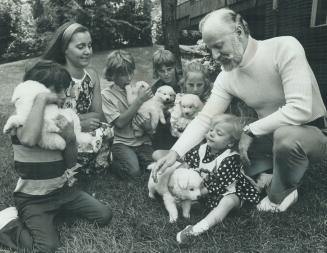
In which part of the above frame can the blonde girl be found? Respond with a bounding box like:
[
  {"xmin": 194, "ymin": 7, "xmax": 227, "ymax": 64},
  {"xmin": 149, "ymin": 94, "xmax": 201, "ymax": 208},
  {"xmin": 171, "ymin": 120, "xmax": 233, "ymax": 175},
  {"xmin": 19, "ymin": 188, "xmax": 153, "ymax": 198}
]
[{"xmin": 177, "ymin": 114, "xmax": 261, "ymax": 244}]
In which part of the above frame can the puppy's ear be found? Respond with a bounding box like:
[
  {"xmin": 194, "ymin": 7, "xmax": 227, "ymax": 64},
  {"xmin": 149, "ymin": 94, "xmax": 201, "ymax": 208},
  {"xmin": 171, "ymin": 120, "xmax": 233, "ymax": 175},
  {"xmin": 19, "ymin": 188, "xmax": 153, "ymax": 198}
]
[{"xmin": 195, "ymin": 98, "xmax": 204, "ymax": 110}]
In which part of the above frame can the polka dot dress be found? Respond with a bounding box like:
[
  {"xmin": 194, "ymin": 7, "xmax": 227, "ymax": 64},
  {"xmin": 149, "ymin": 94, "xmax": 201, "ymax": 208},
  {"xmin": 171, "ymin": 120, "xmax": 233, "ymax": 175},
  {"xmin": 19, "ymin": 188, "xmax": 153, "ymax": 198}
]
[{"xmin": 184, "ymin": 144, "xmax": 260, "ymax": 210}]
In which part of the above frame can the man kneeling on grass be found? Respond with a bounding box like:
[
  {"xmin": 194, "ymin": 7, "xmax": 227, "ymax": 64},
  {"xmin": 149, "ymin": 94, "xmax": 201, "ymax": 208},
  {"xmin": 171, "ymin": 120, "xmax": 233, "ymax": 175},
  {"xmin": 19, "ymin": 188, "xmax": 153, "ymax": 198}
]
[{"xmin": 0, "ymin": 61, "xmax": 112, "ymax": 253}]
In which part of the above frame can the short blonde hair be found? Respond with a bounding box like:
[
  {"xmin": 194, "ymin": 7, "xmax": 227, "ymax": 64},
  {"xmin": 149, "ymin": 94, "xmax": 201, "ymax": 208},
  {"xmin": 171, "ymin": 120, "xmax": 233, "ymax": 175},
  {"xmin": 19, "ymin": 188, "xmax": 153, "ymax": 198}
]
[
  {"xmin": 104, "ymin": 50, "xmax": 135, "ymax": 81},
  {"xmin": 152, "ymin": 49, "xmax": 177, "ymax": 79},
  {"xmin": 211, "ymin": 114, "xmax": 243, "ymax": 142}
]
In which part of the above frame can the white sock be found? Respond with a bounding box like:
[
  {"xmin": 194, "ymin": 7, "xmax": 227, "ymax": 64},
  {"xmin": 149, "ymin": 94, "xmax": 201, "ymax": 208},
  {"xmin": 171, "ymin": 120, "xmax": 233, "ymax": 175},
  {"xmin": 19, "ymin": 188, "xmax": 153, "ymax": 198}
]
[
  {"xmin": 0, "ymin": 207, "xmax": 18, "ymax": 230},
  {"xmin": 192, "ymin": 219, "xmax": 209, "ymax": 235}
]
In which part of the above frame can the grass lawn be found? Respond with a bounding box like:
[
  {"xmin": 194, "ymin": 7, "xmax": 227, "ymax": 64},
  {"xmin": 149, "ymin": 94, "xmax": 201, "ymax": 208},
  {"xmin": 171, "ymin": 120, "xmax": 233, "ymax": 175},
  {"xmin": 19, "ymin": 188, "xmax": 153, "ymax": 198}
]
[{"xmin": 1, "ymin": 46, "xmax": 327, "ymax": 252}]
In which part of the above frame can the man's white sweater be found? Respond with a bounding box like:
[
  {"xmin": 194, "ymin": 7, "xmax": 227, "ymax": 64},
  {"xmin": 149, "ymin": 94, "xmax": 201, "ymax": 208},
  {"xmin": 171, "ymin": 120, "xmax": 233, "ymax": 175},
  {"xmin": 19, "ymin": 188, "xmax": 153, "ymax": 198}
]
[{"xmin": 172, "ymin": 36, "xmax": 326, "ymax": 157}]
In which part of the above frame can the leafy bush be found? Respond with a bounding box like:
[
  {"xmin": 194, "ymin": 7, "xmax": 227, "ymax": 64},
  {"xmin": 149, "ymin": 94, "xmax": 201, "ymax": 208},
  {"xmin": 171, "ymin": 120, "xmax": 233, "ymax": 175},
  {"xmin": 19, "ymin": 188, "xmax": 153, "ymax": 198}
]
[
  {"xmin": 0, "ymin": 9, "xmax": 12, "ymax": 57},
  {"xmin": 0, "ymin": 0, "xmax": 153, "ymax": 63}
]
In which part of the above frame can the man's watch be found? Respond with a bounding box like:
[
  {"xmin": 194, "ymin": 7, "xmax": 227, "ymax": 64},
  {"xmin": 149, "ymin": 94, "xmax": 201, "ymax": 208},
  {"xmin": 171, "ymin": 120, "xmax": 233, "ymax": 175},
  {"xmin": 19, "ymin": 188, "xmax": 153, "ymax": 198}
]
[{"xmin": 243, "ymin": 125, "xmax": 255, "ymax": 138}]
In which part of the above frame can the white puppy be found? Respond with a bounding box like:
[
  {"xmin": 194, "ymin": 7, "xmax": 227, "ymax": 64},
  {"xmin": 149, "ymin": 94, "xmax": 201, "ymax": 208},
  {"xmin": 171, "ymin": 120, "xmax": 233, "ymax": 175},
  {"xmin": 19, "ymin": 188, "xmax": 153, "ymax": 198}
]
[
  {"xmin": 126, "ymin": 82, "xmax": 176, "ymax": 136},
  {"xmin": 3, "ymin": 80, "xmax": 94, "ymax": 150},
  {"xmin": 148, "ymin": 162, "xmax": 203, "ymax": 223},
  {"xmin": 170, "ymin": 94, "xmax": 203, "ymax": 137}
]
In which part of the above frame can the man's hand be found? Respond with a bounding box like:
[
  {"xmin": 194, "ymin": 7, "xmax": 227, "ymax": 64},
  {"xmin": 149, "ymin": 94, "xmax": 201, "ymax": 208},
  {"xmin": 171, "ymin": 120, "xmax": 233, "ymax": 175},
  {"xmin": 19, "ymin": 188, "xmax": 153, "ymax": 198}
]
[
  {"xmin": 238, "ymin": 132, "xmax": 254, "ymax": 168},
  {"xmin": 56, "ymin": 115, "xmax": 76, "ymax": 143},
  {"xmin": 152, "ymin": 150, "xmax": 179, "ymax": 182}
]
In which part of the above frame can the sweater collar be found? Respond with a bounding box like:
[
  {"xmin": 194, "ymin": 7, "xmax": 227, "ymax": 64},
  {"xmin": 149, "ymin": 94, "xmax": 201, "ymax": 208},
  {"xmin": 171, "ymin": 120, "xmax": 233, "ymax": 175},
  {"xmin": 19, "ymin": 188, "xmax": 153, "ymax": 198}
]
[{"xmin": 239, "ymin": 36, "xmax": 258, "ymax": 68}]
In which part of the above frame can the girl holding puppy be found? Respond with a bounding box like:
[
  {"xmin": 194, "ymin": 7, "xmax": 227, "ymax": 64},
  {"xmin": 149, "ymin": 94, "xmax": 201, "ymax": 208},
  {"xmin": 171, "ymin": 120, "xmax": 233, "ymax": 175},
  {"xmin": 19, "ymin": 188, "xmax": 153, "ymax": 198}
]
[
  {"xmin": 170, "ymin": 60, "xmax": 212, "ymax": 138},
  {"xmin": 176, "ymin": 114, "xmax": 261, "ymax": 244},
  {"xmin": 0, "ymin": 61, "xmax": 112, "ymax": 252}
]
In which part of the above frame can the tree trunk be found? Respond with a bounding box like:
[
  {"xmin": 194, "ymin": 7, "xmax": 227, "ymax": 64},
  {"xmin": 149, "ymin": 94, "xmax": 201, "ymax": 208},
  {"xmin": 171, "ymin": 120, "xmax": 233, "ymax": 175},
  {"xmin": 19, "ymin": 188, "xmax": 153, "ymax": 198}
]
[{"xmin": 160, "ymin": 0, "xmax": 182, "ymax": 75}]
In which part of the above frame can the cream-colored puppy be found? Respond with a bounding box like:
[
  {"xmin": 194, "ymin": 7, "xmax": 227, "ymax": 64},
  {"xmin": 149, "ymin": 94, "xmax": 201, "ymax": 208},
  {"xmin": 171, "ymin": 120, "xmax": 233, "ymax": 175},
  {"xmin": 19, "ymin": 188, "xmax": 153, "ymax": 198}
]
[
  {"xmin": 148, "ymin": 162, "xmax": 203, "ymax": 223},
  {"xmin": 170, "ymin": 94, "xmax": 203, "ymax": 137},
  {"xmin": 3, "ymin": 80, "xmax": 95, "ymax": 150},
  {"xmin": 126, "ymin": 82, "xmax": 176, "ymax": 136}
]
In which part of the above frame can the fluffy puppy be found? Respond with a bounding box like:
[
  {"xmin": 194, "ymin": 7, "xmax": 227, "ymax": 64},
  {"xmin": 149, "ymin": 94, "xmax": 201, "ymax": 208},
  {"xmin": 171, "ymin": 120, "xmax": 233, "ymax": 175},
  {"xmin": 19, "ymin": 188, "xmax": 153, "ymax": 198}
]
[
  {"xmin": 148, "ymin": 162, "xmax": 203, "ymax": 223},
  {"xmin": 126, "ymin": 82, "xmax": 176, "ymax": 136},
  {"xmin": 126, "ymin": 81, "xmax": 151, "ymax": 105},
  {"xmin": 3, "ymin": 80, "xmax": 95, "ymax": 150},
  {"xmin": 170, "ymin": 94, "xmax": 203, "ymax": 137},
  {"xmin": 155, "ymin": 85, "xmax": 176, "ymax": 110}
]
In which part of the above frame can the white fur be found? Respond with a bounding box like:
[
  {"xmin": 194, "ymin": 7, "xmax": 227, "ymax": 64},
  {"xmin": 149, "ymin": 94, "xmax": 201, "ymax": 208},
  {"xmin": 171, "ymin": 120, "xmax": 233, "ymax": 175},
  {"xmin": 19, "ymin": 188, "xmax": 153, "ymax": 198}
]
[
  {"xmin": 147, "ymin": 162, "xmax": 203, "ymax": 223},
  {"xmin": 3, "ymin": 80, "xmax": 94, "ymax": 150},
  {"xmin": 126, "ymin": 82, "xmax": 176, "ymax": 136},
  {"xmin": 170, "ymin": 94, "xmax": 203, "ymax": 137}
]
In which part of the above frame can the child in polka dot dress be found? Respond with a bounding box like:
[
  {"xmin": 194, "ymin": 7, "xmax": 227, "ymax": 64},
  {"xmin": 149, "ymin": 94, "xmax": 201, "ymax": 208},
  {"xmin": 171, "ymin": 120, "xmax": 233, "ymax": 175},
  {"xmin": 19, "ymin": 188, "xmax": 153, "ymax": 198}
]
[{"xmin": 177, "ymin": 114, "xmax": 261, "ymax": 244}]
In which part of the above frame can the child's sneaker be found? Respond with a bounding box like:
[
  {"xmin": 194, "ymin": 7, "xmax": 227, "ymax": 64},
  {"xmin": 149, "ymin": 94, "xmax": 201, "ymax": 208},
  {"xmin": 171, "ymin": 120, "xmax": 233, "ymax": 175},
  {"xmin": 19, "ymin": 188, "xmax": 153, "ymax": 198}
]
[
  {"xmin": 176, "ymin": 225, "xmax": 196, "ymax": 244},
  {"xmin": 0, "ymin": 207, "xmax": 18, "ymax": 230}
]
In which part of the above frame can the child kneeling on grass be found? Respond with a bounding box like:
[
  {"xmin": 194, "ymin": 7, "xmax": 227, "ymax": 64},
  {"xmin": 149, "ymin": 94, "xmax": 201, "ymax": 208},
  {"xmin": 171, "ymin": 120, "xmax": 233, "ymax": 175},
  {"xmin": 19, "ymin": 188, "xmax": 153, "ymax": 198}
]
[
  {"xmin": 0, "ymin": 60, "xmax": 112, "ymax": 253},
  {"xmin": 102, "ymin": 50, "xmax": 154, "ymax": 178},
  {"xmin": 175, "ymin": 114, "xmax": 263, "ymax": 244}
]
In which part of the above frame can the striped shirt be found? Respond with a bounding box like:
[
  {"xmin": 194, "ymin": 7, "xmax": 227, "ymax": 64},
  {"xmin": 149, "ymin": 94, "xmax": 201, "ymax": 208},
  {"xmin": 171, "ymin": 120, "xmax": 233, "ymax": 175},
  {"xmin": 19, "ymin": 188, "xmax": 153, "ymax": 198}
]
[{"xmin": 12, "ymin": 136, "xmax": 68, "ymax": 196}]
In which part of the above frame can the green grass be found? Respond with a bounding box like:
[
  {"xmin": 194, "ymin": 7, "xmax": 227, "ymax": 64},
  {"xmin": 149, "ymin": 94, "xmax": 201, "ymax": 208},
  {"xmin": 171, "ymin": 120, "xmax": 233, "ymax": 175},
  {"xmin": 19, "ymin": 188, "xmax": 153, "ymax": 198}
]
[{"xmin": 1, "ymin": 47, "xmax": 327, "ymax": 252}]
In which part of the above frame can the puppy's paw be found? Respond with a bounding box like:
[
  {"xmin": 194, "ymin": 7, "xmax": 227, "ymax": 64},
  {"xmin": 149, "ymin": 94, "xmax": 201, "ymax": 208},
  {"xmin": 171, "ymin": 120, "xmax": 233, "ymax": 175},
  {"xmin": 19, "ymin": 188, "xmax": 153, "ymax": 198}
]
[
  {"xmin": 169, "ymin": 214, "xmax": 178, "ymax": 223},
  {"xmin": 182, "ymin": 212, "xmax": 190, "ymax": 219},
  {"xmin": 148, "ymin": 191, "xmax": 156, "ymax": 199}
]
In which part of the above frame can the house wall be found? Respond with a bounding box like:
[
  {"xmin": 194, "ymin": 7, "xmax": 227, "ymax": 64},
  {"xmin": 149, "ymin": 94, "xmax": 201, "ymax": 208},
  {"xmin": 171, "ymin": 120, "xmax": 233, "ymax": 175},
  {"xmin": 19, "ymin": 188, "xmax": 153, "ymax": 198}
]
[
  {"xmin": 176, "ymin": 0, "xmax": 327, "ymax": 104},
  {"xmin": 264, "ymin": 0, "xmax": 327, "ymax": 104}
]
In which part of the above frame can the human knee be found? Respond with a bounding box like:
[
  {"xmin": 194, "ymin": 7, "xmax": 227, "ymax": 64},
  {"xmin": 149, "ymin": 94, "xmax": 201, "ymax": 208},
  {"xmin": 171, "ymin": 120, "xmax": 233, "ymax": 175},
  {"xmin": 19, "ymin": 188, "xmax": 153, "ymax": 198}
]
[
  {"xmin": 96, "ymin": 206, "xmax": 113, "ymax": 226},
  {"xmin": 35, "ymin": 237, "xmax": 59, "ymax": 253},
  {"xmin": 128, "ymin": 166, "xmax": 142, "ymax": 178},
  {"xmin": 220, "ymin": 195, "xmax": 240, "ymax": 208},
  {"xmin": 112, "ymin": 158, "xmax": 141, "ymax": 178},
  {"xmin": 273, "ymin": 127, "xmax": 298, "ymax": 155}
]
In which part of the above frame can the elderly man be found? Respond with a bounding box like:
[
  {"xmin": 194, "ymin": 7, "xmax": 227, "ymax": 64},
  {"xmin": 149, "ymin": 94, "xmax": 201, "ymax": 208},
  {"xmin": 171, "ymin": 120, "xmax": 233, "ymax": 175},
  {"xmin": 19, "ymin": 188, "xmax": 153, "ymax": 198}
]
[{"xmin": 154, "ymin": 8, "xmax": 327, "ymax": 213}]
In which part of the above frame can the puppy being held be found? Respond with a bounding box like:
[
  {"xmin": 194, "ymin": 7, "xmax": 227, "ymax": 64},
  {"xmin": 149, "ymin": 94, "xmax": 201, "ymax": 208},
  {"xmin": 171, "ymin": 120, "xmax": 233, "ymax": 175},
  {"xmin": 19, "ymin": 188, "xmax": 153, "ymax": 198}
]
[
  {"xmin": 147, "ymin": 161, "xmax": 203, "ymax": 223},
  {"xmin": 170, "ymin": 93, "xmax": 203, "ymax": 137},
  {"xmin": 126, "ymin": 81, "xmax": 176, "ymax": 136},
  {"xmin": 3, "ymin": 80, "xmax": 95, "ymax": 151}
]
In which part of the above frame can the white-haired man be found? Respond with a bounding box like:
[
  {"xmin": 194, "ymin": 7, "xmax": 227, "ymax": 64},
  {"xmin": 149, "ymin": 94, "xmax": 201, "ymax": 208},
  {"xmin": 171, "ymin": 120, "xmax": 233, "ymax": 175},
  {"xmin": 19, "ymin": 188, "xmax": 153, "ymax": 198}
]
[{"xmin": 154, "ymin": 7, "xmax": 327, "ymax": 218}]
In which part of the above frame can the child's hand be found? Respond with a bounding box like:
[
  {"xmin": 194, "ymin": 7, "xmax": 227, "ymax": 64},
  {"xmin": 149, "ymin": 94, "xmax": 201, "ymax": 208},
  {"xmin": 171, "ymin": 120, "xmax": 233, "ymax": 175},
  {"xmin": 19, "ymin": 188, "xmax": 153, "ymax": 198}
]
[
  {"xmin": 81, "ymin": 117, "xmax": 101, "ymax": 132},
  {"xmin": 56, "ymin": 115, "xmax": 76, "ymax": 143},
  {"xmin": 138, "ymin": 86, "xmax": 153, "ymax": 103}
]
